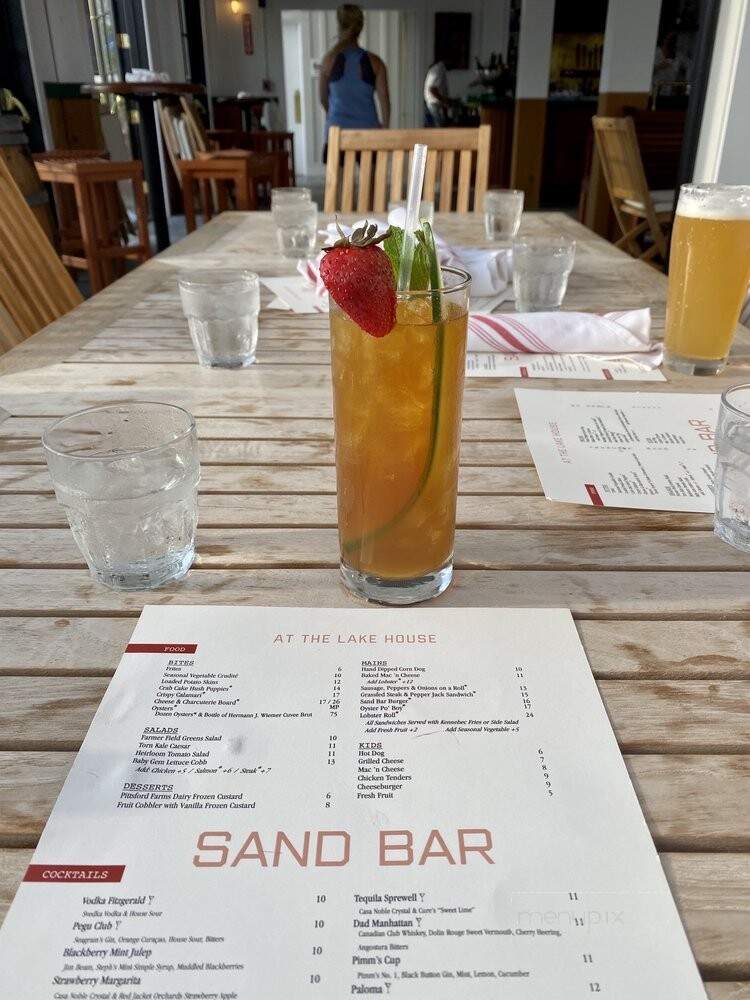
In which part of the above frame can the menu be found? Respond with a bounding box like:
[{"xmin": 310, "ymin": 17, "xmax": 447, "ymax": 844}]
[
  {"xmin": 0, "ymin": 606, "xmax": 706, "ymax": 999},
  {"xmin": 466, "ymin": 352, "xmax": 665, "ymax": 380},
  {"xmin": 516, "ymin": 388, "xmax": 719, "ymax": 511}
]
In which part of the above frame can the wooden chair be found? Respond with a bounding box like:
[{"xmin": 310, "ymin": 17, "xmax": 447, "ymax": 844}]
[
  {"xmin": 158, "ymin": 98, "xmax": 280, "ymax": 219},
  {"xmin": 34, "ymin": 156, "xmax": 151, "ymax": 294},
  {"xmin": 0, "ymin": 299, "xmax": 26, "ymax": 354},
  {"xmin": 323, "ymin": 126, "xmax": 492, "ymax": 214},
  {"xmin": 179, "ymin": 151, "xmax": 283, "ymax": 232},
  {"xmin": 0, "ymin": 155, "xmax": 82, "ymax": 349},
  {"xmin": 592, "ymin": 116, "xmax": 673, "ymax": 265},
  {"xmin": 209, "ymin": 130, "xmax": 296, "ymax": 186}
]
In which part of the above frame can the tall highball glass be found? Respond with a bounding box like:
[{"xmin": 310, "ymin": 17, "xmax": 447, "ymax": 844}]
[{"xmin": 330, "ymin": 267, "xmax": 470, "ymax": 604}]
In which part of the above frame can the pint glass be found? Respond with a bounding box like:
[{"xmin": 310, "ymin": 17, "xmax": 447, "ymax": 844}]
[{"xmin": 664, "ymin": 184, "xmax": 750, "ymax": 375}]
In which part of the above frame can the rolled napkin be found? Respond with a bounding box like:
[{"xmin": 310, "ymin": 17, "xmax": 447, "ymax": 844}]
[
  {"xmin": 437, "ymin": 238, "xmax": 511, "ymax": 298},
  {"xmin": 303, "ymin": 220, "xmax": 512, "ymax": 300},
  {"xmin": 469, "ymin": 308, "xmax": 662, "ymax": 367}
]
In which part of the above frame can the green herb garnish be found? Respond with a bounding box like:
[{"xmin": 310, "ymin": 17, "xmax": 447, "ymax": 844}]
[{"xmin": 382, "ymin": 225, "xmax": 430, "ymax": 290}]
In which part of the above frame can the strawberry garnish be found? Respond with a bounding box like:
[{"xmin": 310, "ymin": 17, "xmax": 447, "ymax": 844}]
[{"xmin": 320, "ymin": 221, "xmax": 397, "ymax": 337}]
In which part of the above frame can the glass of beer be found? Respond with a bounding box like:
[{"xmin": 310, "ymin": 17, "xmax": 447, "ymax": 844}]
[
  {"xmin": 330, "ymin": 267, "xmax": 470, "ymax": 604},
  {"xmin": 664, "ymin": 184, "xmax": 750, "ymax": 375}
]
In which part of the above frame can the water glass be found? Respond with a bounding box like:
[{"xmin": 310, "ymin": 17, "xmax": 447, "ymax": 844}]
[
  {"xmin": 271, "ymin": 186, "xmax": 311, "ymax": 212},
  {"xmin": 179, "ymin": 270, "xmax": 260, "ymax": 368},
  {"xmin": 714, "ymin": 383, "xmax": 750, "ymax": 552},
  {"xmin": 42, "ymin": 403, "xmax": 200, "ymax": 591},
  {"xmin": 388, "ymin": 200, "xmax": 435, "ymax": 226},
  {"xmin": 273, "ymin": 200, "xmax": 318, "ymax": 259},
  {"xmin": 484, "ymin": 189, "xmax": 524, "ymax": 241},
  {"xmin": 512, "ymin": 236, "xmax": 576, "ymax": 312}
]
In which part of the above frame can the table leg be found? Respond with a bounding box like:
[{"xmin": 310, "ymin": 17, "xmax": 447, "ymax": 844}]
[{"xmin": 133, "ymin": 96, "xmax": 170, "ymax": 252}]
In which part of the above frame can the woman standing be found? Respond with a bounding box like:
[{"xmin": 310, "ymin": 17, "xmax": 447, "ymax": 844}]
[{"xmin": 319, "ymin": 4, "xmax": 390, "ymax": 161}]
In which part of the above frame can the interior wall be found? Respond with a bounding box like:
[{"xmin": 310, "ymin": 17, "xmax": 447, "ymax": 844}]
[
  {"xmin": 143, "ymin": 0, "xmax": 189, "ymax": 82},
  {"xmin": 202, "ymin": 0, "xmax": 274, "ymax": 96},
  {"xmin": 20, "ymin": 0, "xmax": 96, "ymax": 146},
  {"xmin": 20, "ymin": 0, "xmax": 131, "ymax": 160},
  {"xmin": 204, "ymin": 0, "xmax": 511, "ymax": 132},
  {"xmin": 693, "ymin": 0, "xmax": 750, "ymax": 184},
  {"xmin": 718, "ymin": 3, "xmax": 750, "ymax": 183}
]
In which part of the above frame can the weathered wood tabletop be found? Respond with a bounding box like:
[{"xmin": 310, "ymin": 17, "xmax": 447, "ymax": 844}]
[{"xmin": 0, "ymin": 212, "xmax": 748, "ymax": 997}]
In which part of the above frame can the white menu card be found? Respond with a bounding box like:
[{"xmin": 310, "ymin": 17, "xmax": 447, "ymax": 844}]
[
  {"xmin": 466, "ymin": 353, "xmax": 666, "ymax": 380},
  {"xmin": 516, "ymin": 388, "xmax": 719, "ymax": 511},
  {"xmin": 0, "ymin": 606, "xmax": 705, "ymax": 999}
]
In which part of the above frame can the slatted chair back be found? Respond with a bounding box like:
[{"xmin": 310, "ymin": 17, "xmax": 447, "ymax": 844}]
[
  {"xmin": 323, "ymin": 126, "xmax": 491, "ymax": 214},
  {"xmin": 0, "ymin": 155, "xmax": 82, "ymax": 348},
  {"xmin": 158, "ymin": 100, "xmax": 198, "ymax": 178},
  {"xmin": 179, "ymin": 96, "xmax": 211, "ymax": 153},
  {"xmin": 248, "ymin": 131, "xmax": 295, "ymax": 185},
  {"xmin": 592, "ymin": 115, "xmax": 670, "ymax": 263},
  {"xmin": 592, "ymin": 116, "xmax": 650, "ymax": 204},
  {"xmin": 0, "ymin": 299, "xmax": 25, "ymax": 354}
]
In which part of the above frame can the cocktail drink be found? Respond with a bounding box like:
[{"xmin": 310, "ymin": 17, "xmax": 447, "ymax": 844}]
[
  {"xmin": 330, "ymin": 269, "xmax": 469, "ymax": 602},
  {"xmin": 664, "ymin": 184, "xmax": 750, "ymax": 375}
]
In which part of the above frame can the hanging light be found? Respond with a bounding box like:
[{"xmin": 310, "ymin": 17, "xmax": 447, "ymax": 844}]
[{"xmin": 230, "ymin": 1, "xmax": 242, "ymax": 13}]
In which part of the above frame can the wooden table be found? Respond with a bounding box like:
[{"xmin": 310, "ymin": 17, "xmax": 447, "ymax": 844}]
[{"xmin": 0, "ymin": 212, "xmax": 748, "ymax": 997}]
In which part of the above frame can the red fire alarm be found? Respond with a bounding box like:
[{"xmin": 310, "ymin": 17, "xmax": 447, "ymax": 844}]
[{"xmin": 242, "ymin": 13, "xmax": 254, "ymax": 55}]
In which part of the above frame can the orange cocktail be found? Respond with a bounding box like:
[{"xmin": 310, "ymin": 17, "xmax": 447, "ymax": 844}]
[{"xmin": 330, "ymin": 267, "xmax": 470, "ymax": 603}]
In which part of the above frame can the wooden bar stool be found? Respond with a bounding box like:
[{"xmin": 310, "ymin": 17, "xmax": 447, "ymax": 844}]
[
  {"xmin": 34, "ymin": 156, "xmax": 151, "ymax": 293},
  {"xmin": 33, "ymin": 149, "xmax": 111, "ymax": 263}
]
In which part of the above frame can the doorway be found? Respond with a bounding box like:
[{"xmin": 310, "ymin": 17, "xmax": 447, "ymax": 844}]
[{"xmin": 281, "ymin": 9, "xmax": 419, "ymax": 181}]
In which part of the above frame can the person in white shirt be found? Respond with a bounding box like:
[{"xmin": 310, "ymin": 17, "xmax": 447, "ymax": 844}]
[{"xmin": 423, "ymin": 60, "xmax": 450, "ymax": 126}]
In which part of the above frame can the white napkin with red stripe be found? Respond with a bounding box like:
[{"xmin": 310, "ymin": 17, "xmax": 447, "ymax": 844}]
[{"xmin": 469, "ymin": 309, "xmax": 662, "ymax": 367}]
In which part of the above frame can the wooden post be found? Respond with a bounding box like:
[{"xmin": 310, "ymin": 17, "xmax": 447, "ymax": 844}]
[{"xmin": 510, "ymin": 0, "xmax": 555, "ymax": 210}]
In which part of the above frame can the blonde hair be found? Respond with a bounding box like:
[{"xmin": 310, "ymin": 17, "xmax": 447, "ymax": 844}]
[{"xmin": 337, "ymin": 4, "xmax": 364, "ymax": 40}]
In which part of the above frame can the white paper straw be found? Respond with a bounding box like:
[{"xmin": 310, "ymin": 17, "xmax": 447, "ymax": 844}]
[{"xmin": 397, "ymin": 144, "xmax": 428, "ymax": 292}]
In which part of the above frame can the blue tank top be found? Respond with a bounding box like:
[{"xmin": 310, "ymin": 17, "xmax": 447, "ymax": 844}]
[{"xmin": 326, "ymin": 46, "xmax": 380, "ymax": 137}]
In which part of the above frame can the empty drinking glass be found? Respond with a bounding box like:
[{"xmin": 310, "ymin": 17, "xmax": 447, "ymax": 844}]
[
  {"xmin": 272, "ymin": 197, "xmax": 318, "ymax": 259},
  {"xmin": 271, "ymin": 186, "xmax": 312, "ymax": 211},
  {"xmin": 512, "ymin": 236, "xmax": 576, "ymax": 311},
  {"xmin": 42, "ymin": 403, "xmax": 200, "ymax": 590},
  {"xmin": 714, "ymin": 383, "xmax": 750, "ymax": 552},
  {"xmin": 179, "ymin": 270, "xmax": 260, "ymax": 368},
  {"xmin": 484, "ymin": 189, "xmax": 524, "ymax": 241}
]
